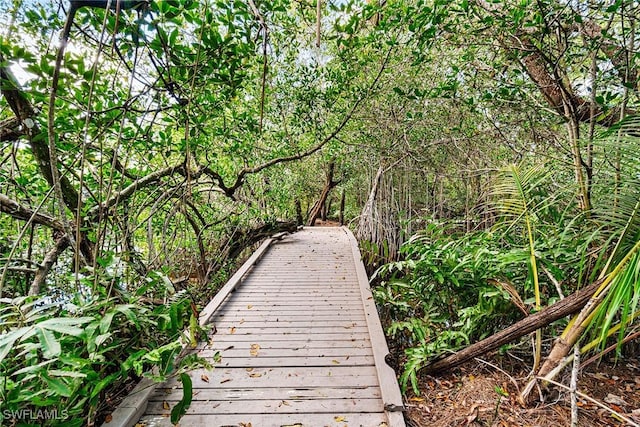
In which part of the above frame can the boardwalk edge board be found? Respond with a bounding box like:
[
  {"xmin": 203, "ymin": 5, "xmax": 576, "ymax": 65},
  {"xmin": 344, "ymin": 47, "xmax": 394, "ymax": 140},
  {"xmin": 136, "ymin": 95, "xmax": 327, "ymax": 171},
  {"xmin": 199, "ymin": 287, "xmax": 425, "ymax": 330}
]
[
  {"xmin": 100, "ymin": 233, "xmax": 287, "ymax": 427},
  {"xmin": 343, "ymin": 226, "xmax": 407, "ymax": 426}
]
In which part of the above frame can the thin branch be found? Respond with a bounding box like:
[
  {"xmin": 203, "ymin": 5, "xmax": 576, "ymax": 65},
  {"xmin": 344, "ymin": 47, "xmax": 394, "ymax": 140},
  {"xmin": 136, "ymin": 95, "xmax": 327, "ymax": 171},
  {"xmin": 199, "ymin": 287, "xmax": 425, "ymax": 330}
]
[
  {"xmin": 87, "ymin": 163, "xmax": 185, "ymax": 218},
  {"xmin": 219, "ymin": 46, "xmax": 394, "ymax": 198},
  {"xmin": 542, "ymin": 377, "xmax": 640, "ymax": 427}
]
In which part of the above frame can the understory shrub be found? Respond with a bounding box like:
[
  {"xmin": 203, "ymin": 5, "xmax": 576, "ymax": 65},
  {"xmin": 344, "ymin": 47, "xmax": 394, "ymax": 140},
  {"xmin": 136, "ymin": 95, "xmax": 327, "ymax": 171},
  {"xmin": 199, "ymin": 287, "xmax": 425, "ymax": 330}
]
[
  {"xmin": 374, "ymin": 218, "xmax": 597, "ymax": 393},
  {"xmin": 0, "ymin": 271, "xmax": 208, "ymax": 426}
]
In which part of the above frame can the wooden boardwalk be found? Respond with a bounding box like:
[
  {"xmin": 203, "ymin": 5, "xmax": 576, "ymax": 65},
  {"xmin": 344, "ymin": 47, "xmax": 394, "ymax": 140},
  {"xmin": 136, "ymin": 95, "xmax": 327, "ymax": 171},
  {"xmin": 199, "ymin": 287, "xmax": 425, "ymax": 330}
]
[{"xmin": 134, "ymin": 227, "xmax": 405, "ymax": 426}]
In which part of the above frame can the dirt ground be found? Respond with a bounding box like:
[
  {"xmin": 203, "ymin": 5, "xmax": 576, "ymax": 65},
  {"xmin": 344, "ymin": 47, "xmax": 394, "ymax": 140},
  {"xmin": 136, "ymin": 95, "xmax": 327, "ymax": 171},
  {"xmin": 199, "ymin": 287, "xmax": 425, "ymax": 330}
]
[{"xmin": 401, "ymin": 356, "xmax": 640, "ymax": 427}]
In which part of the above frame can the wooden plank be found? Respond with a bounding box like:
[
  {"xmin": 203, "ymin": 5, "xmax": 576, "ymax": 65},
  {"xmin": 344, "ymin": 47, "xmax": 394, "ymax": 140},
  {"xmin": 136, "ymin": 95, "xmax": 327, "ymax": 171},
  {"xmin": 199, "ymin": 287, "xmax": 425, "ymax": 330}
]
[
  {"xmin": 215, "ymin": 307, "xmax": 365, "ymax": 313},
  {"xmin": 150, "ymin": 386, "xmax": 381, "ymax": 401},
  {"xmin": 207, "ymin": 333, "xmax": 370, "ymax": 342},
  {"xmin": 215, "ymin": 355, "xmax": 375, "ymax": 368},
  {"xmin": 172, "ymin": 365, "xmax": 377, "ymax": 378},
  {"xmin": 211, "ymin": 318, "xmax": 366, "ymax": 325},
  {"xmin": 160, "ymin": 373, "xmax": 379, "ymax": 389},
  {"xmin": 219, "ymin": 294, "xmax": 360, "ymax": 306},
  {"xmin": 227, "ymin": 293, "xmax": 362, "ymax": 298},
  {"xmin": 219, "ymin": 301, "xmax": 363, "ymax": 308},
  {"xmin": 214, "ymin": 326, "xmax": 369, "ymax": 335},
  {"xmin": 145, "ymin": 398, "xmax": 383, "ymax": 415},
  {"xmin": 343, "ymin": 226, "xmax": 405, "ymax": 426},
  {"xmin": 226, "ymin": 289, "xmax": 359, "ymax": 294},
  {"xmin": 229, "ymin": 295, "xmax": 362, "ymax": 299},
  {"xmin": 213, "ymin": 311, "xmax": 365, "ymax": 318},
  {"xmin": 213, "ymin": 320, "xmax": 366, "ymax": 328},
  {"xmin": 139, "ymin": 412, "xmax": 388, "ymax": 426},
  {"xmin": 197, "ymin": 346, "xmax": 373, "ymax": 357},
  {"xmin": 194, "ymin": 340, "xmax": 372, "ymax": 351}
]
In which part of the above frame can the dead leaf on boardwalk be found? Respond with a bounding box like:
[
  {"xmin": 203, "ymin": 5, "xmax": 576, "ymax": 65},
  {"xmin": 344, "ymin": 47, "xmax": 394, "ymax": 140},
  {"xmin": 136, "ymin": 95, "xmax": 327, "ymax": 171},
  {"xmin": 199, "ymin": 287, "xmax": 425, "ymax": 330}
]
[
  {"xmin": 104, "ymin": 414, "xmax": 113, "ymax": 423},
  {"xmin": 249, "ymin": 372, "xmax": 263, "ymax": 378},
  {"xmin": 220, "ymin": 378, "xmax": 232, "ymax": 384},
  {"xmin": 162, "ymin": 401, "xmax": 170, "ymax": 410},
  {"xmin": 332, "ymin": 359, "xmax": 340, "ymax": 364},
  {"xmin": 229, "ymin": 326, "xmax": 236, "ymax": 334},
  {"xmin": 250, "ymin": 343, "xmax": 261, "ymax": 356},
  {"xmin": 281, "ymin": 424, "xmax": 303, "ymax": 427},
  {"xmin": 334, "ymin": 416, "xmax": 346, "ymax": 422},
  {"xmin": 379, "ymin": 423, "xmax": 388, "ymax": 427},
  {"xmin": 278, "ymin": 400, "xmax": 291, "ymax": 407},
  {"xmin": 201, "ymin": 374, "xmax": 209, "ymax": 382},
  {"xmin": 134, "ymin": 423, "xmax": 147, "ymax": 427},
  {"xmin": 240, "ymin": 423, "xmax": 252, "ymax": 427},
  {"xmin": 240, "ymin": 318, "xmax": 245, "ymax": 324},
  {"xmin": 247, "ymin": 304, "xmax": 253, "ymax": 309}
]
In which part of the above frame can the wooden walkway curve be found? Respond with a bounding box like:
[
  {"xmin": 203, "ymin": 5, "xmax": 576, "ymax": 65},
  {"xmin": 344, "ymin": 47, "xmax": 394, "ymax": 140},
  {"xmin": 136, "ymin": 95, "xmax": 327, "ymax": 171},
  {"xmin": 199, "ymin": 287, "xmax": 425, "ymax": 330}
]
[{"xmin": 112, "ymin": 227, "xmax": 405, "ymax": 427}]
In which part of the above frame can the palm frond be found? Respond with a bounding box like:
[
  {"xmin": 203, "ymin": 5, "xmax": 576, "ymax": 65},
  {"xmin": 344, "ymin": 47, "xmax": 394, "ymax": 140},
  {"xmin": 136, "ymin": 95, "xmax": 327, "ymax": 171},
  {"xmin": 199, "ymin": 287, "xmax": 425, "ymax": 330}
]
[{"xmin": 592, "ymin": 116, "xmax": 640, "ymax": 265}]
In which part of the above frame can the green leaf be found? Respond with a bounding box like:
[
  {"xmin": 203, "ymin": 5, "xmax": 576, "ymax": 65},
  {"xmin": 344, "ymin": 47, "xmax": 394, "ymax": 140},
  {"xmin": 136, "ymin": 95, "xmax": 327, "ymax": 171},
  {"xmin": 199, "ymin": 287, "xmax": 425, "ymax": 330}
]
[
  {"xmin": 95, "ymin": 333, "xmax": 112, "ymax": 347},
  {"xmin": 0, "ymin": 327, "xmax": 32, "ymax": 364},
  {"xmin": 37, "ymin": 317, "xmax": 93, "ymax": 336},
  {"xmin": 99, "ymin": 311, "xmax": 116, "ymax": 334},
  {"xmin": 36, "ymin": 327, "xmax": 61, "ymax": 359},
  {"xmin": 170, "ymin": 373, "xmax": 193, "ymax": 424},
  {"xmin": 48, "ymin": 369, "xmax": 87, "ymax": 378},
  {"xmin": 116, "ymin": 305, "xmax": 140, "ymax": 328},
  {"xmin": 43, "ymin": 374, "xmax": 72, "ymax": 398}
]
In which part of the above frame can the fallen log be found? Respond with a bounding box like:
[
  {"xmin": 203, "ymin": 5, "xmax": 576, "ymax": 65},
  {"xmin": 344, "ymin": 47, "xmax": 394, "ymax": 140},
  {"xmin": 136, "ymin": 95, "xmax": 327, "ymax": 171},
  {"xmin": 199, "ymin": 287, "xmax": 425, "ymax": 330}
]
[{"xmin": 424, "ymin": 279, "xmax": 602, "ymax": 374}]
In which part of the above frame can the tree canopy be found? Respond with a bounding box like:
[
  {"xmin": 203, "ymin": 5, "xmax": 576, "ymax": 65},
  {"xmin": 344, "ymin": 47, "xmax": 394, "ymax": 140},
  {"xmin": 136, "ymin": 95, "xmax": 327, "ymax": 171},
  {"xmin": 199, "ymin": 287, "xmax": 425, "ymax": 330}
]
[{"xmin": 1, "ymin": 0, "xmax": 640, "ymax": 424}]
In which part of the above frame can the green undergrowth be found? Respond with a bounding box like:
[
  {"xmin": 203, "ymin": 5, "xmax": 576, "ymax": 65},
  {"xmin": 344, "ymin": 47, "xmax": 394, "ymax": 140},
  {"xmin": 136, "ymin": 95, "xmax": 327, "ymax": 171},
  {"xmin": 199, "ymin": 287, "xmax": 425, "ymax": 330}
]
[
  {"xmin": 0, "ymin": 271, "xmax": 210, "ymax": 426},
  {"xmin": 374, "ymin": 217, "xmax": 597, "ymax": 394}
]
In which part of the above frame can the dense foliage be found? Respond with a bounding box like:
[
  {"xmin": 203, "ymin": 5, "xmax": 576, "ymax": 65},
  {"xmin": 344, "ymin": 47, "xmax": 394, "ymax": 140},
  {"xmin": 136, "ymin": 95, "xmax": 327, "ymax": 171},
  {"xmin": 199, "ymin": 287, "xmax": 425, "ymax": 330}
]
[{"xmin": 1, "ymin": 0, "xmax": 639, "ymax": 422}]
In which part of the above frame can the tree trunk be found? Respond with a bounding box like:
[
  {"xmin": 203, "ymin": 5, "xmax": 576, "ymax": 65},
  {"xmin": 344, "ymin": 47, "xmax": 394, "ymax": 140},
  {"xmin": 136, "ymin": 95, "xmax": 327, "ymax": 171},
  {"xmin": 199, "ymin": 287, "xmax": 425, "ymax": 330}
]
[
  {"xmin": 295, "ymin": 199, "xmax": 304, "ymax": 226},
  {"xmin": 424, "ymin": 279, "xmax": 602, "ymax": 374},
  {"xmin": 307, "ymin": 161, "xmax": 339, "ymax": 226},
  {"xmin": 339, "ymin": 189, "xmax": 346, "ymax": 225},
  {"xmin": 356, "ymin": 165, "xmax": 384, "ymax": 240}
]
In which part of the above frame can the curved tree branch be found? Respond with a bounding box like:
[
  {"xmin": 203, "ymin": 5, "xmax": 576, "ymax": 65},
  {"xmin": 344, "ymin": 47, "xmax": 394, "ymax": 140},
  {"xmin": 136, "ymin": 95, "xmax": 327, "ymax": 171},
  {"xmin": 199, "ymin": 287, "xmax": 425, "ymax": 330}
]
[
  {"xmin": 205, "ymin": 46, "xmax": 393, "ymax": 199},
  {"xmin": 0, "ymin": 194, "xmax": 64, "ymax": 232}
]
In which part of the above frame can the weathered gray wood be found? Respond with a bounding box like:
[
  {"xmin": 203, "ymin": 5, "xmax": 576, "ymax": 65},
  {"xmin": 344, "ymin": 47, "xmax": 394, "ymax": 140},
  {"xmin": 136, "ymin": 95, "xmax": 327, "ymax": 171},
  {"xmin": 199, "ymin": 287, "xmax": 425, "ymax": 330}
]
[
  {"xmin": 213, "ymin": 326, "xmax": 369, "ymax": 334},
  {"xmin": 218, "ymin": 299, "xmax": 363, "ymax": 304},
  {"xmin": 215, "ymin": 355, "xmax": 375, "ymax": 367},
  {"xmin": 131, "ymin": 228, "xmax": 405, "ymax": 427},
  {"xmin": 151, "ymin": 386, "xmax": 381, "ymax": 401},
  {"xmin": 344, "ymin": 226, "xmax": 406, "ymax": 422},
  {"xmin": 158, "ymin": 367, "xmax": 380, "ymax": 388},
  {"xmin": 139, "ymin": 412, "xmax": 389, "ymax": 427},
  {"xmin": 213, "ymin": 320, "xmax": 366, "ymax": 328},
  {"xmin": 146, "ymin": 398, "xmax": 383, "ymax": 414},
  {"xmin": 198, "ymin": 346, "xmax": 374, "ymax": 357},
  {"xmin": 215, "ymin": 307, "xmax": 365, "ymax": 313},
  {"xmin": 207, "ymin": 333, "xmax": 371, "ymax": 342},
  {"xmin": 195, "ymin": 339, "xmax": 372, "ymax": 350}
]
